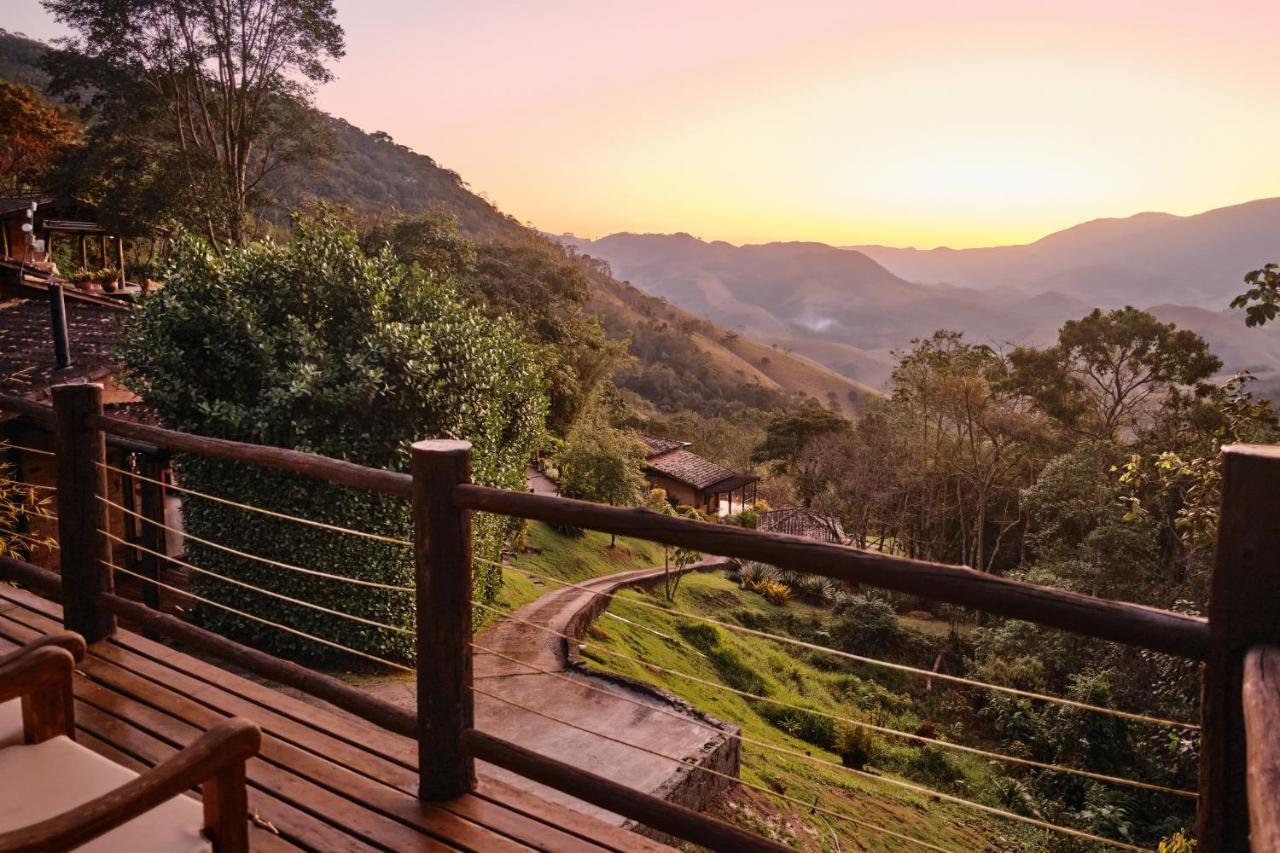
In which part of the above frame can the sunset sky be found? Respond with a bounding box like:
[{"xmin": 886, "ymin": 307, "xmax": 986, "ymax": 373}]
[{"xmin": 9, "ymin": 1, "xmax": 1280, "ymax": 248}]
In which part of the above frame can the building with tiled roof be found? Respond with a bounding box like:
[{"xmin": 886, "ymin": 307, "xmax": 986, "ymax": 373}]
[
  {"xmin": 757, "ymin": 508, "xmax": 849, "ymax": 544},
  {"xmin": 637, "ymin": 432, "xmax": 758, "ymax": 516}
]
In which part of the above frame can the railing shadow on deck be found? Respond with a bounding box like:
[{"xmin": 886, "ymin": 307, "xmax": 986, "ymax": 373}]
[{"xmin": 2, "ymin": 383, "xmax": 1278, "ymax": 851}]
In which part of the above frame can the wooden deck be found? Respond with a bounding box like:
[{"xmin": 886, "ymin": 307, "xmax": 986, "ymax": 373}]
[{"xmin": 0, "ymin": 584, "xmax": 672, "ymax": 852}]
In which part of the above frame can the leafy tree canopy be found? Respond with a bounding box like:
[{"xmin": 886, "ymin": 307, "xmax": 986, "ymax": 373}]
[
  {"xmin": 366, "ymin": 212, "xmax": 624, "ymax": 436},
  {"xmin": 1015, "ymin": 307, "xmax": 1221, "ymax": 440},
  {"xmin": 43, "ymin": 0, "xmax": 344, "ymax": 245},
  {"xmin": 751, "ymin": 405, "xmax": 851, "ymax": 473},
  {"xmin": 0, "ymin": 80, "xmax": 77, "ymax": 190},
  {"xmin": 1230, "ymin": 262, "xmax": 1280, "ymax": 327}
]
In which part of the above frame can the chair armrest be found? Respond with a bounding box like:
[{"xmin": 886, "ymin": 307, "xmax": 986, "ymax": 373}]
[
  {"xmin": 0, "ymin": 717, "xmax": 262, "ymax": 853},
  {"xmin": 0, "ymin": 646, "xmax": 74, "ymax": 741},
  {"xmin": 0, "ymin": 631, "xmax": 86, "ymax": 668}
]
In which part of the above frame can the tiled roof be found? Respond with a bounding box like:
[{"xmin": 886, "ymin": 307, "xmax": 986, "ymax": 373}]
[
  {"xmin": 0, "ymin": 295, "xmax": 124, "ymax": 399},
  {"xmin": 645, "ymin": 447, "xmax": 753, "ymax": 491},
  {"xmin": 758, "ymin": 508, "xmax": 848, "ymax": 544},
  {"xmin": 636, "ymin": 432, "xmax": 688, "ymax": 458}
]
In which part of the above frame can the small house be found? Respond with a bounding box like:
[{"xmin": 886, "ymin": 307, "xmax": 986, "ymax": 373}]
[{"xmin": 638, "ymin": 433, "xmax": 758, "ymax": 516}]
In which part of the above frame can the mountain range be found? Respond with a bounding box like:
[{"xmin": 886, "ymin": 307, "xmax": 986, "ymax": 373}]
[{"xmin": 564, "ymin": 200, "xmax": 1280, "ymax": 392}]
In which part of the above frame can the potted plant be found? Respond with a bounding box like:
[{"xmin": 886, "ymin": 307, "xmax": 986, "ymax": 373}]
[
  {"xmin": 67, "ymin": 269, "xmax": 94, "ymax": 290},
  {"xmin": 95, "ymin": 266, "xmax": 120, "ymax": 292}
]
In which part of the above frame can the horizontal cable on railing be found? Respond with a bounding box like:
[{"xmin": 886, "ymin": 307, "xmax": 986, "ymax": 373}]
[
  {"xmin": 486, "ymin": 559, "xmax": 1198, "ymax": 731},
  {"xmin": 473, "ymin": 600, "xmax": 1195, "ymax": 800},
  {"xmin": 468, "ymin": 678, "xmax": 953, "ymax": 853},
  {"xmin": 0, "ymin": 441, "xmax": 55, "ymax": 458},
  {"xmin": 99, "ymin": 530, "xmax": 413, "ymax": 637},
  {"xmin": 469, "ymin": 642, "xmax": 1151, "ymax": 852},
  {"xmin": 97, "ymin": 495, "xmax": 415, "ymax": 593},
  {"xmin": 95, "ymin": 460, "xmax": 413, "ymax": 546},
  {"xmin": 101, "ymin": 559, "xmax": 414, "ymax": 672}
]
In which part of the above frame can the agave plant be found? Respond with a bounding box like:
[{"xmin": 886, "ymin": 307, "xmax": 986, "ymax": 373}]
[
  {"xmin": 795, "ymin": 573, "xmax": 839, "ymax": 602},
  {"xmin": 736, "ymin": 560, "xmax": 777, "ymax": 588}
]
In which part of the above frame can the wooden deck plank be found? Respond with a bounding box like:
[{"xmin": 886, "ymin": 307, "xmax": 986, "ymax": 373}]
[
  {"xmin": 74, "ymin": 699, "xmax": 379, "ymax": 852},
  {"xmin": 0, "ymin": 613, "xmax": 551, "ymax": 853},
  {"xmin": 0, "ymin": 618, "xmax": 384, "ymax": 853},
  {"xmin": 5, "ymin": 583, "xmax": 422, "ymax": 769},
  {"xmin": 73, "ymin": 657, "xmax": 534, "ymax": 853},
  {"xmin": 0, "ymin": 586, "xmax": 652, "ymax": 852}
]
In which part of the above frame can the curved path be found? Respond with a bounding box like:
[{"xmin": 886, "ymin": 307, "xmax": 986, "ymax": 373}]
[{"xmin": 367, "ymin": 558, "xmax": 738, "ymax": 828}]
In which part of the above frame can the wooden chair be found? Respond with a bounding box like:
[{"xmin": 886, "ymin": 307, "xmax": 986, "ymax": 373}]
[
  {"xmin": 0, "ymin": 631, "xmax": 86, "ymax": 748},
  {"xmin": 0, "ymin": 644, "xmax": 261, "ymax": 852}
]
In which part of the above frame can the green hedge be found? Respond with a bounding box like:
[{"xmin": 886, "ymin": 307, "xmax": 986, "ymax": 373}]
[{"xmin": 118, "ymin": 214, "xmax": 546, "ymax": 665}]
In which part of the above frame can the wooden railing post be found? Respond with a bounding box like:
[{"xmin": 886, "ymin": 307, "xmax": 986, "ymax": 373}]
[
  {"xmin": 52, "ymin": 383, "xmax": 115, "ymax": 642},
  {"xmin": 1198, "ymin": 444, "xmax": 1280, "ymax": 850},
  {"xmin": 412, "ymin": 439, "xmax": 475, "ymax": 801}
]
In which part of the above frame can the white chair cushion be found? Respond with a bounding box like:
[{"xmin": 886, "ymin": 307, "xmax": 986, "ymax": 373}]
[
  {"xmin": 0, "ymin": 699, "xmax": 20, "ymax": 749},
  {"xmin": 0, "ymin": 735, "xmax": 211, "ymax": 852}
]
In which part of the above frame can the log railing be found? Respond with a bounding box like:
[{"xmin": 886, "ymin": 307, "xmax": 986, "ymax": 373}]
[{"xmin": 2, "ymin": 384, "xmax": 1278, "ymax": 850}]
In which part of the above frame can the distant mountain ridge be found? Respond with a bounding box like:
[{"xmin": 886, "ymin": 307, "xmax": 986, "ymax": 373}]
[
  {"xmin": 567, "ymin": 204, "xmax": 1280, "ymax": 392},
  {"xmin": 853, "ymin": 197, "xmax": 1280, "ymax": 309}
]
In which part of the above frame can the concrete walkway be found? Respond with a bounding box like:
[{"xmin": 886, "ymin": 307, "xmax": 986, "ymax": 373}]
[{"xmin": 365, "ymin": 558, "xmax": 737, "ymax": 827}]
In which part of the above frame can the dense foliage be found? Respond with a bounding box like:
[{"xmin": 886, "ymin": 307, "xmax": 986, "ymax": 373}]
[
  {"xmin": 0, "ymin": 80, "xmax": 77, "ymax": 191},
  {"xmin": 117, "ymin": 215, "xmax": 548, "ymax": 662},
  {"xmin": 368, "ymin": 212, "xmax": 624, "ymax": 436}
]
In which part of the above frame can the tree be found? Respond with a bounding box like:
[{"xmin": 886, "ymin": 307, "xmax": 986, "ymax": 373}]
[
  {"xmin": 1230, "ymin": 262, "xmax": 1280, "ymax": 327},
  {"xmin": 44, "ymin": 0, "xmax": 344, "ymax": 245},
  {"xmin": 116, "ymin": 212, "xmax": 548, "ymax": 661},
  {"xmin": 1033, "ymin": 308, "xmax": 1221, "ymax": 440},
  {"xmin": 0, "ymin": 81, "xmax": 78, "ymax": 190},
  {"xmin": 646, "ymin": 489, "xmax": 701, "ymax": 599},
  {"xmin": 558, "ymin": 401, "xmax": 648, "ymax": 546},
  {"xmin": 751, "ymin": 406, "xmax": 851, "ymax": 479}
]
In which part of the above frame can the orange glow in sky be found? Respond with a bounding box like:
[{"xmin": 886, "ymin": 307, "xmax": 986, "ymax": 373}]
[{"xmin": 12, "ymin": 0, "xmax": 1280, "ymax": 248}]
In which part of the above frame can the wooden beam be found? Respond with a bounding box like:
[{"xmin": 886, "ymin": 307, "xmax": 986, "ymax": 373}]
[
  {"xmin": 452, "ymin": 484, "xmax": 1211, "ymax": 660},
  {"xmin": 462, "ymin": 729, "xmax": 786, "ymax": 853},
  {"xmin": 86, "ymin": 412, "xmax": 412, "ymax": 497},
  {"xmin": 52, "ymin": 383, "xmax": 114, "ymax": 643},
  {"xmin": 414, "ymin": 439, "xmax": 475, "ymax": 800},
  {"xmin": 97, "ymin": 592, "xmax": 417, "ymax": 736},
  {"xmin": 1243, "ymin": 645, "xmax": 1280, "ymax": 852},
  {"xmin": 0, "ymin": 554, "xmax": 62, "ymax": 599},
  {"xmin": 1198, "ymin": 444, "xmax": 1280, "ymax": 850}
]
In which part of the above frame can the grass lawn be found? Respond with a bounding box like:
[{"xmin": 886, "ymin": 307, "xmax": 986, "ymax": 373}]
[{"xmin": 579, "ymin": 570, "xmax": 1065, "ymax": 851}]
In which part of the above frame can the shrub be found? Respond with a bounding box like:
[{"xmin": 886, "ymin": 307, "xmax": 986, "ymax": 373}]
[
  {"xmin": 832, "ymin": 593, "xmax": 903, "ymax": 656},
  {"xmin": 676, "ymin": 622, "xmax": 721, "ymax": 652},
  {"xmin": 117, "ymin": 215, "xmax": 548, "ymax": 664},
  {"xmin": 707, "ymin": 646, "xmax": 771, "ymax": 696},
  {"xmin": 906, "ymin": 745, "xmax": 958, "ymax": 786},
  {"xmin": 757, "ymin": 703, "xmax": 837, "ymax": 749},
  {"xmin": 757, "ymin": 579, "xmax": 792, "ymax": 606},
  {"xmin": 835, "ymin": 724, "xmax": 876, "ymax": 769},
  {"xmin": 1157, "ymin": 830, "xmax": 1196, "ymax": 853}
]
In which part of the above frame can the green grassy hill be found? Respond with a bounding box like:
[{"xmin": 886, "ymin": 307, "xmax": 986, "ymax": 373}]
[{"xmin": 581, "ymin": 570, "xmax": 1103, "ymax": 851}]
